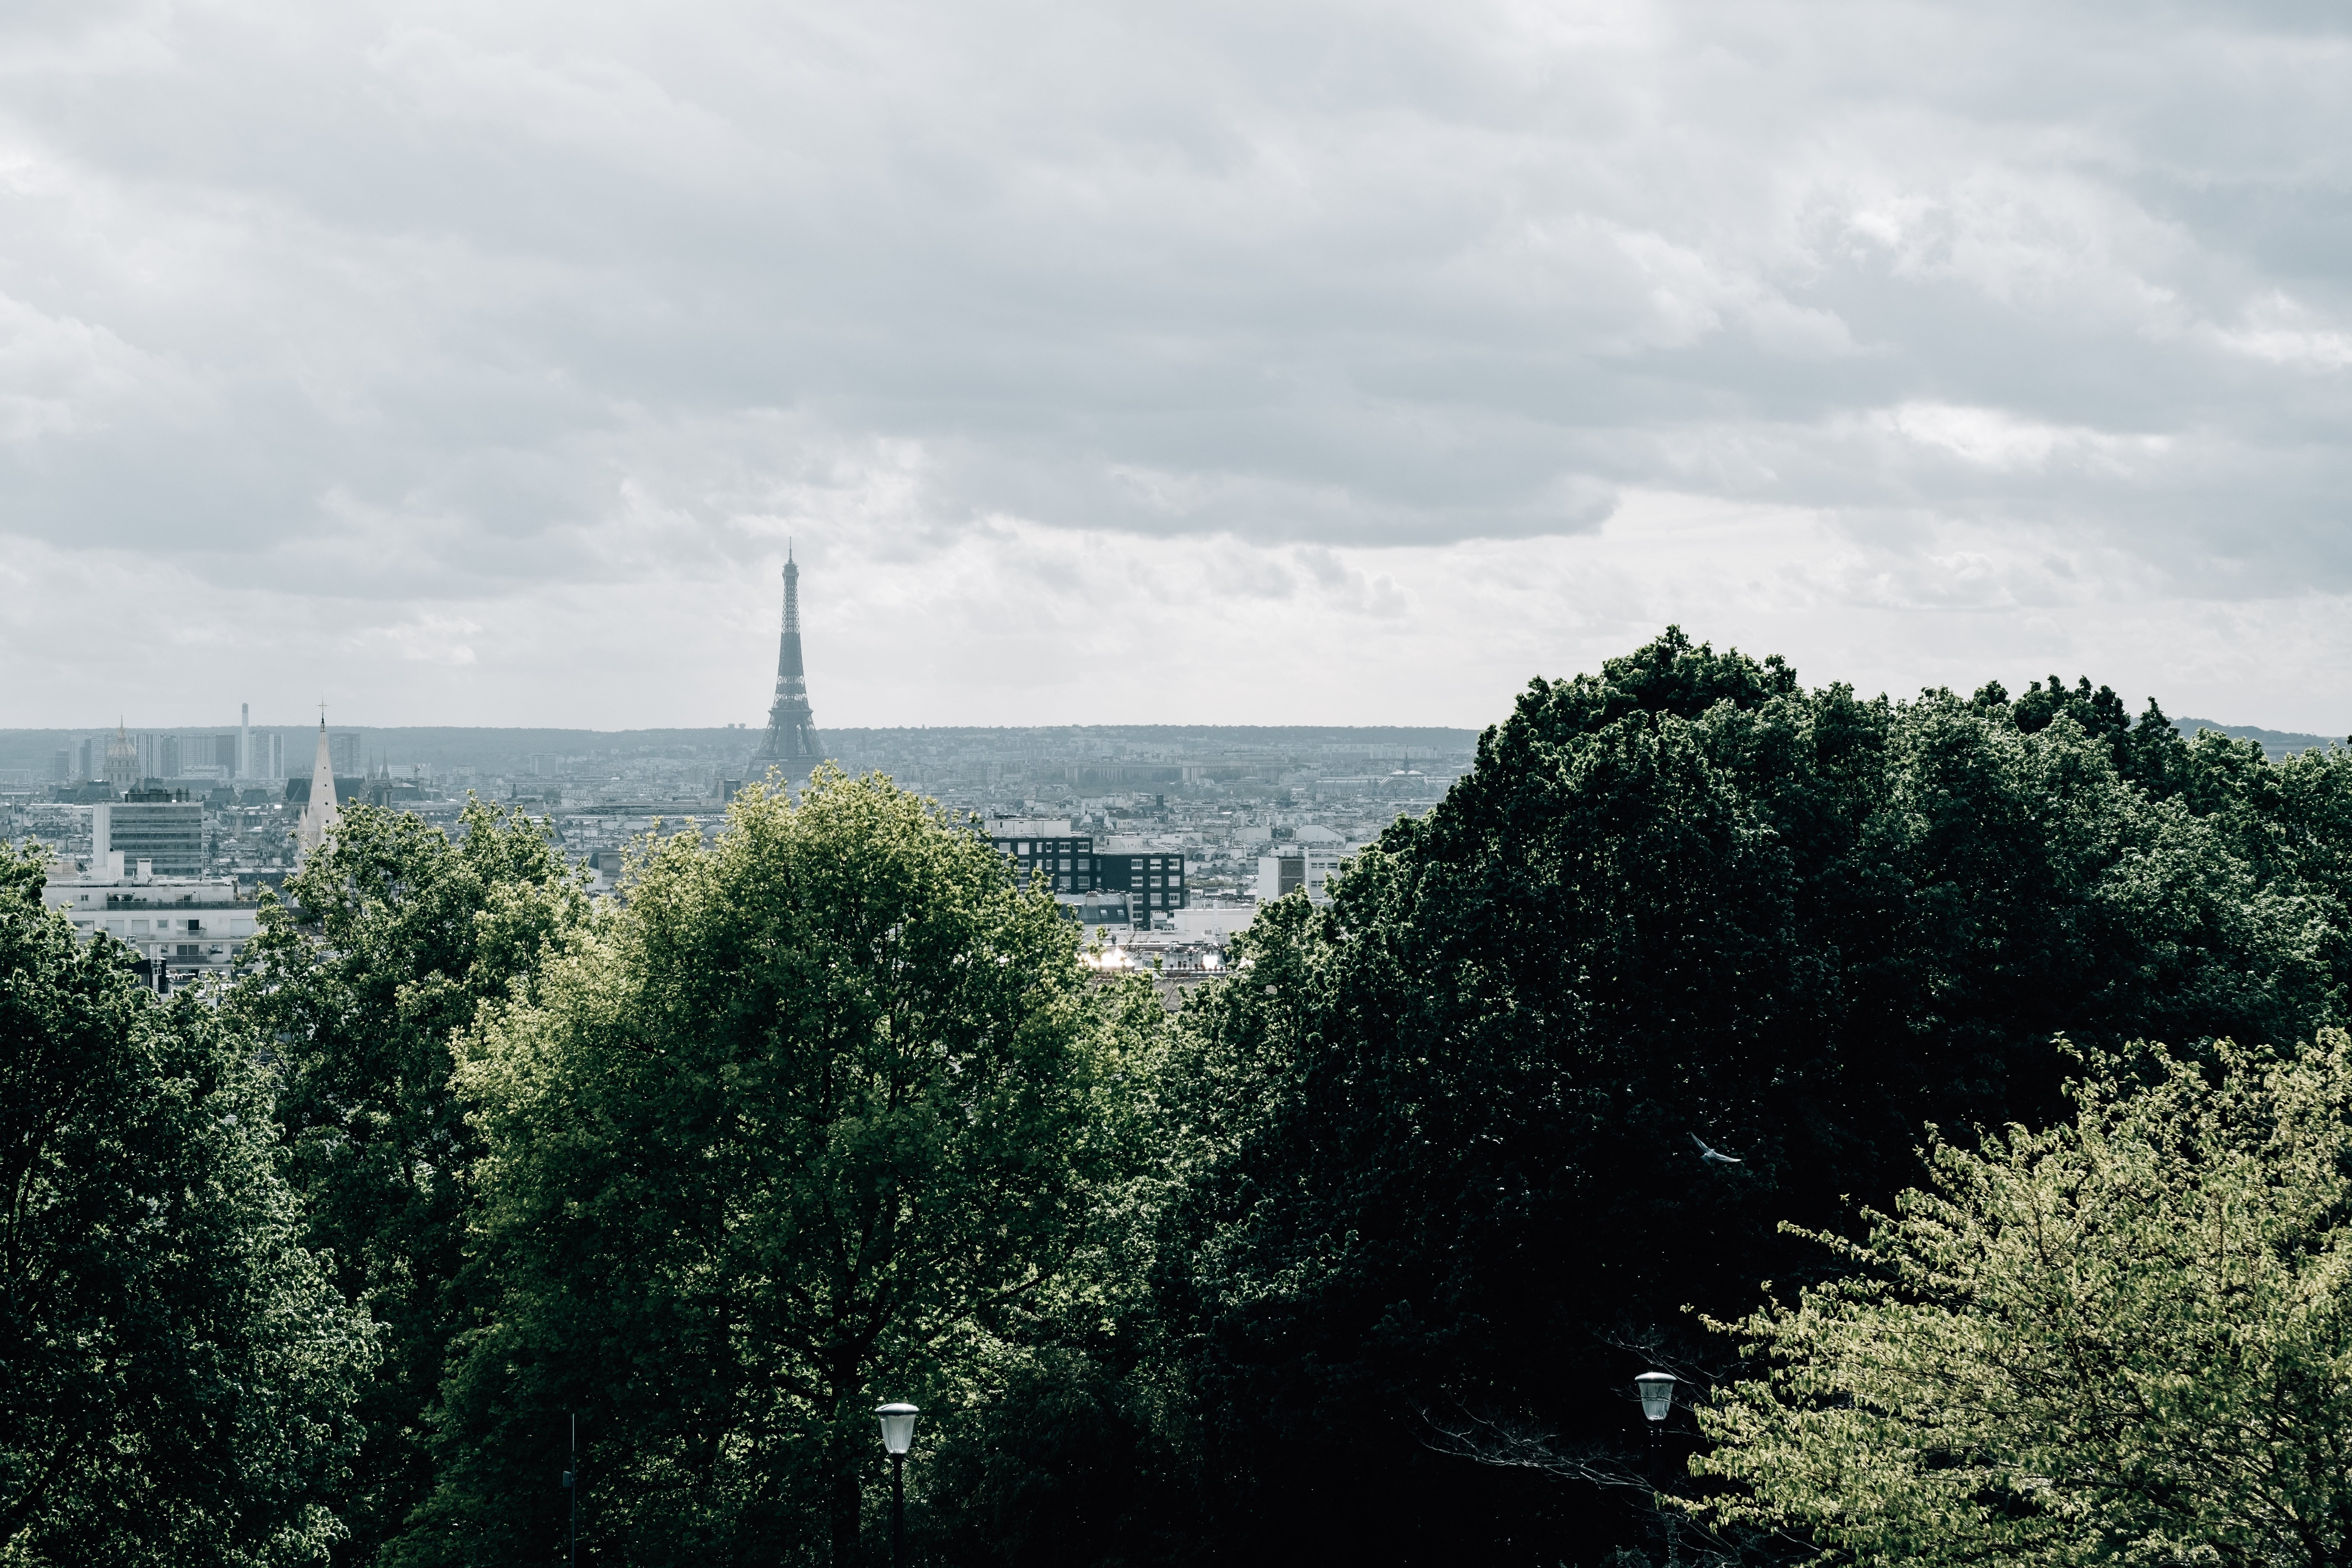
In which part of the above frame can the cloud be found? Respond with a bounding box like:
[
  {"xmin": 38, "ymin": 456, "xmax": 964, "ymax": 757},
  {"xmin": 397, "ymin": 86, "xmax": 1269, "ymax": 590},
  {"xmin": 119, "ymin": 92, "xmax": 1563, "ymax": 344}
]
[
  {"xmin": 1869, "ymin": 403, "xmax": 2171, "ymax": 475},
  {"xmin": 2, "ymin": 0, "xmax": 2350, "ymax": 729},
  {"xmin": 0, "ymin": 289, "xmax": 204, "ymax": 441},
  {"xmin": 2209, "ymin": 291, "xmax": 2352, "ymax": 371}
]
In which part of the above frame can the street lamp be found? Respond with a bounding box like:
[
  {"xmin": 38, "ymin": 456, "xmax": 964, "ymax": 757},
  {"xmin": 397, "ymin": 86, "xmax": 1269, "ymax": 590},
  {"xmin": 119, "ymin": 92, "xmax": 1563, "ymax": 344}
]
[
  {"xmin": 1635, "ymin": 1371, "xmax": 1677, "ymax": 1423},
  {"xmin": 1635, "ymin": 1372, "xmax": 1676, "ymax": 1490},
  {"xmin": 876, "ymin": 1403, "xmax": 920, "ymax": 1568}
]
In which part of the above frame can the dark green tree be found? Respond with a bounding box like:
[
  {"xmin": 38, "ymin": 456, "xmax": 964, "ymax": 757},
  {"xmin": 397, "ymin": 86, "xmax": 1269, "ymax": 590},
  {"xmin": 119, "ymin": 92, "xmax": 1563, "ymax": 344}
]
[
  {"xmin": 403, "ymin": 770, "xmax": 1163, "ymax": 1568},
  {"xmin": 1144, "ymin": 629, "xmax": 2352, "ymax": 1564},
  {"xmin": 1, "ymin": 843, "xmax": 375, "ymax": 1565},
  {"xmin": 231, "ymin": 801, "xmax": 587, "ymax": 1562}
]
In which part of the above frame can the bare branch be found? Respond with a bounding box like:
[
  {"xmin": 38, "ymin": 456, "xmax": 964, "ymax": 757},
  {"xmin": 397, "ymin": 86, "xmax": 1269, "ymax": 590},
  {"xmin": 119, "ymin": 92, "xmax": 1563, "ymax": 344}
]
[{"xmin": 1416, "ymin": 1403, "xmax": 1652, "ymax": 1494}]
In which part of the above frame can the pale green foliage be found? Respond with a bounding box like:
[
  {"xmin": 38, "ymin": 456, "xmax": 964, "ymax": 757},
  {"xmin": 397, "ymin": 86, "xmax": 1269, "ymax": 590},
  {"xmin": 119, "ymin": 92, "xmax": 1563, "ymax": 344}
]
[{"xmin": 1694, "ymin": 1031, "xmax": 2352, "ymax": 1567}]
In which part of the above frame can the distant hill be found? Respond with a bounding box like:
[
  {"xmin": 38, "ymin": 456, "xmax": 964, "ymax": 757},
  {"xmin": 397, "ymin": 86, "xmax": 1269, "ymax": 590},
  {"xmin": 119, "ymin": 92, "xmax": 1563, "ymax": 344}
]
[
  {"xmin": 0, "ymin": 724, "xmax": 1484, "ymax": 777},
  {"xmin": 2175, "ymin": 718, "xmax": 2345, "ymax": 760},
  {"xmin": 8, "ymin": 716, "xmax": 2335, "ymax": 773}
]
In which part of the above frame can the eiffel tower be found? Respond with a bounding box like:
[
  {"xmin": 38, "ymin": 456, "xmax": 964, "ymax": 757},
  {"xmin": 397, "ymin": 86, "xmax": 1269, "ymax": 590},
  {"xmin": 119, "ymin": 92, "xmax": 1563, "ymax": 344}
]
[{"xmin": 753, "ymin": 544, "xmax": 823, "ymax": 774}]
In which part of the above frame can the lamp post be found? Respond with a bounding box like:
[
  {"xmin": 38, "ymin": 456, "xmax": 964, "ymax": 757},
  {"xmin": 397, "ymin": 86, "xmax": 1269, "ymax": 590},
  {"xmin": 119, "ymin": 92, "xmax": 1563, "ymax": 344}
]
[
  {"xmin": 876, "ymin": 1403, "xmax": 920, "ymax": 1568},
  {"xmin": 561, "ymin": 1413, "xmax": 576, "ymax": 1568},
  {"xmin": 1636, "ymin": 1372, "xmax": 1678, "ymax": 1563},
  {"xmin": 1635, "ymin": 1371, "xmax": 1676, "ymax": 1487}
]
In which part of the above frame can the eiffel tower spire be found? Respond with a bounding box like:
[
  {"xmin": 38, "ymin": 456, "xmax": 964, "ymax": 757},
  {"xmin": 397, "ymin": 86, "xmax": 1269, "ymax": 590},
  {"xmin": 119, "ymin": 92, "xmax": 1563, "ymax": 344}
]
[{"xmin": 753, "ymin": 542, "xmax": 823, "ymax": 771}]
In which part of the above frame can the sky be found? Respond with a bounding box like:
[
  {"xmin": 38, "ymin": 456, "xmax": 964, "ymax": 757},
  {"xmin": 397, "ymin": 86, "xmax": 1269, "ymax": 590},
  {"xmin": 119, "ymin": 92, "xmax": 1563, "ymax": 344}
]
[{"xmin": 4, "ymin": 0, "xmax": 2350, "ymax": 733}]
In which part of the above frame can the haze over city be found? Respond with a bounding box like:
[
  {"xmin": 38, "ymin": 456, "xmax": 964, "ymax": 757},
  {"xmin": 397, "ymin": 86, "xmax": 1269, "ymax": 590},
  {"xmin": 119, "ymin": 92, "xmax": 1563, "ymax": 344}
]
[{"xmin": 6, "ymin": 1, "xmax": 2350, "ymax": 731}]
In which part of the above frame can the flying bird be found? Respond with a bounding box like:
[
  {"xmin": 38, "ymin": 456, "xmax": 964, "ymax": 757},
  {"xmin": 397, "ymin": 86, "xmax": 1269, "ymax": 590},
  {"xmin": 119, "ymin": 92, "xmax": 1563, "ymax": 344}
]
[{"xmin": 1691, "ymin": 1134, "xmax": 1743, "ymax": 1165}]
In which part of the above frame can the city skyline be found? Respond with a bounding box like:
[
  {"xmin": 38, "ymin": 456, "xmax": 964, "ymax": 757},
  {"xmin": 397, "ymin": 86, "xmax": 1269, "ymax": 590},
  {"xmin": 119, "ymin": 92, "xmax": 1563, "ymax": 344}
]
[{"xmin": 5, "ymin": 4, "xmax": 2352, "ymax": 732}]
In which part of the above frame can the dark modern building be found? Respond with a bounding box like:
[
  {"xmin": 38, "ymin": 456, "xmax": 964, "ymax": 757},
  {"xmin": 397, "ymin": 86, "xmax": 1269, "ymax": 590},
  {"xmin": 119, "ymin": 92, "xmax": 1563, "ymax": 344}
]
[
  {"xmin": 997, "ymin": 832, "xmax": 1096, "ymax": 894},
  {"xmin": 986, "ymin": 831, "xmax": 1187, "ymax": 920},
  {"xmin": 1090, "ymin": 850, "xmax": 1187, "ymax": 918}
]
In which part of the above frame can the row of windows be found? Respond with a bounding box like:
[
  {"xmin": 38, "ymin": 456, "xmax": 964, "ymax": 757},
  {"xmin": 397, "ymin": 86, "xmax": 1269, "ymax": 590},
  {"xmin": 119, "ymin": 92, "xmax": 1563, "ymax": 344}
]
[
  {"xmin": 1009, "ymin": 839, "xmax": 1090, "ymax": 855},
  {"xmin": 1029, "ymin": 867, "xmax": 1185, "ymax": 883},
  {"xmin": 1043, "ymin": 876, "xmax": 1183, "ymax": 907},
  {"xmin": 88, "ymin": 914, "xmax": 253, "ymax": 937},
  {"xmin": 995, "ymin": 838, "xmax": 1182, "ymax": 868},
  {"xmin": 992, "ymin": 842, "xmax": 1184, "ymax": 874}
]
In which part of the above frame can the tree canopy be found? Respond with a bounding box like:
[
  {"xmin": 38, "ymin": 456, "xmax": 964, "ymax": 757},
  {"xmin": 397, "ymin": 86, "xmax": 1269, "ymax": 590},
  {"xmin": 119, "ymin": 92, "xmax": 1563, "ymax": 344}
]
[
  {"xmin": 399, "ymin": 769, "xmax": 1164, "ymax": 1568},
  {"xmin": 232, "ymin": 799, "xmax": 588, "ymax": 1563},
  {"xmin": 1132, "ymin": 629, "xmax": 2352, "ymax": 1563},
  {"xmin": 20, "ymin": 632, "xmax": 2352, "ymax": 1567},
  {"xmin": 0, "ymin": 843, "xmax": 374, "ymax": 1567},
  {"xmin": 1695, "ymin": 1033, "xmax": 2352, "ymax": 1568}
]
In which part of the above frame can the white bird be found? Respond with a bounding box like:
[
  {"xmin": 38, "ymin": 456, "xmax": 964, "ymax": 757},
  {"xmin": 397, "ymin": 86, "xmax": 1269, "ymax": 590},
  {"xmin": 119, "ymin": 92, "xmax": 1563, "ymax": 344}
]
[{"xmin": 1692, "ymin": 1133, "xmax": 1743, "ymax": 1165}]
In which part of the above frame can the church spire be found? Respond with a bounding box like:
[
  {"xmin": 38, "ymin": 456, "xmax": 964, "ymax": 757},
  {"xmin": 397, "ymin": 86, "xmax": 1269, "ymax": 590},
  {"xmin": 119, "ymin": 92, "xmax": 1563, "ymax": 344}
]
[{"xmin": 299, "ymin": 708, "xmax": 340, "ymax": 853}]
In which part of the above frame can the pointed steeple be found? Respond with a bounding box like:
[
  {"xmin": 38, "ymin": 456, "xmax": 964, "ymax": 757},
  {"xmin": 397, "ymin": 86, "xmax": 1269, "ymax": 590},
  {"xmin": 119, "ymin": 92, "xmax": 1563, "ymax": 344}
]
[{"xmin": 299, "ymin": 707, "xmax": 340, "ymax": 853}]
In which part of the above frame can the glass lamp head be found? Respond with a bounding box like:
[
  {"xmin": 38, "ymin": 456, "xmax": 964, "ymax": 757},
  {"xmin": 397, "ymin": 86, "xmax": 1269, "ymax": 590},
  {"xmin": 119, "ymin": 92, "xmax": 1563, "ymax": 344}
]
[
  {"xmin": 876, "ymin": 1403, "xmax": 920, "ymax": 1455},
  {"xmin": 1635, "ymin": 1372, "xmax": 1677, "ymax": 1423}
]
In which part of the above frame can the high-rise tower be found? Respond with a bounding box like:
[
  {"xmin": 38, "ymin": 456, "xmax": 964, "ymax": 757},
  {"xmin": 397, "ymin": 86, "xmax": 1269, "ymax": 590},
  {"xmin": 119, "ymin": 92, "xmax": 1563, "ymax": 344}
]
[{"xmin": 753, "ymin": 545, "xmax": 823, "ymax": 772}]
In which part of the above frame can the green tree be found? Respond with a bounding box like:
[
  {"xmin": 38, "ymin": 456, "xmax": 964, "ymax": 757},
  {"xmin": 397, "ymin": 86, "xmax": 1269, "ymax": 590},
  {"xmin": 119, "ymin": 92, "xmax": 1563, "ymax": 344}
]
[
  {"xmin": 405, "ymin": 770, "xmax": 1160, "ymax": 1567},
  {"xmin": 232, "ymin": 800, "xmax": 587, "ymax": 1562},
  {"xmin": 0, "ymin": 843, "xmax": 375, "ymax": 1565},
  {"xmin": 1694, "ymin": 1031, "xmax": 2352, "ymax": 1567},
  {"xmin": 1144, "ymin": 630, "xmax": 2352, "ymax": 1564}
]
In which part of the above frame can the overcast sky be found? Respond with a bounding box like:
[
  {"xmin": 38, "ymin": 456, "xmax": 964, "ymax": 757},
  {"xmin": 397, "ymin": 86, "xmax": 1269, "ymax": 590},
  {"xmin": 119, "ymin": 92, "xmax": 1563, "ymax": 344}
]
[{"xmin": 5, "ymin": 0, "xmax": 2350, "ymax": 733}]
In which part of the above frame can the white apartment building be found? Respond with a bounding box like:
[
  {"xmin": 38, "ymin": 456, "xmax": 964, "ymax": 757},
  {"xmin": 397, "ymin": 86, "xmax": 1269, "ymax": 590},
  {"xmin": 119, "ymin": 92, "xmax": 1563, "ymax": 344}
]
[
  {"xmin": 42, "ymin": 855, "xmax": 260, "ymax": 976},
  {"xmin": 1258, "ymin": 848, "xmax": 1352, "ymax": 905}
]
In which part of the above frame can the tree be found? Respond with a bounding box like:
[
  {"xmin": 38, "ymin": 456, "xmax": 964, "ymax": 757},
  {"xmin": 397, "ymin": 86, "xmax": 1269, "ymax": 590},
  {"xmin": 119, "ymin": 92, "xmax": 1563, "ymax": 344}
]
[
  {"xmin": 1154, "ymin": 661, "xmax": 1833, "ymax": 1563},
  {"xmin": 1694, "ymin": 1032, "xmax": 2352, "ymax": 1567},
  {"xmin": 1143, "ymin": 630, "xmax": 2352, "ymax": 1564},
  {"xmin": 0, "ymin": 842, "xmax": 375, "ymax": 1565},
  {"xmin": 231, "ymin": 799, "xmax": 587, "ymax": 1562},
  {"xmin": 403, "ymin": 770, "xmax": 1160, "ymax": 1567}
]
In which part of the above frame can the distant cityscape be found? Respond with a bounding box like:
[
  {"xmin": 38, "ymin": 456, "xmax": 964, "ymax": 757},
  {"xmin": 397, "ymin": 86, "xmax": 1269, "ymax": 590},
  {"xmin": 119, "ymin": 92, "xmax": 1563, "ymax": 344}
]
[
  {"xmin": 4, "ymin": 556, "xmax": 1491, "ymax": 990},
  {"xmin": 7, "ymin": 551, "xmax": 2336, "ymax": 992},
  {"xmin": 0, "ymin": 718, "xmax": 1479, "ymax": 869}
]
